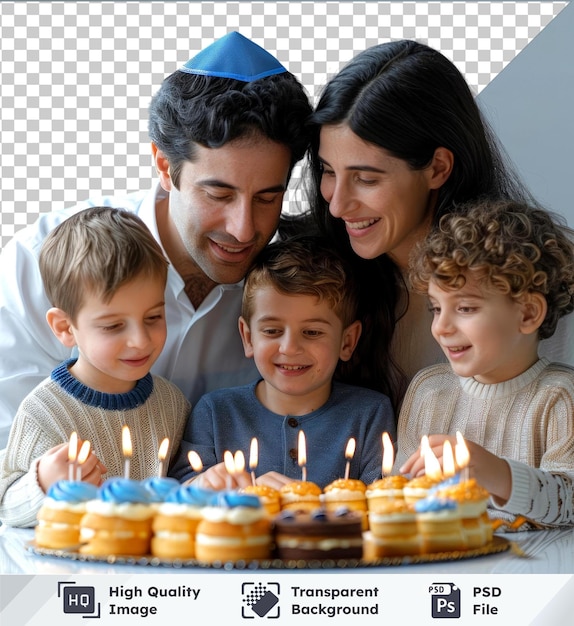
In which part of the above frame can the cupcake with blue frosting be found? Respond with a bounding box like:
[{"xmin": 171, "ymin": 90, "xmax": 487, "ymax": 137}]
[
  {"xmin": 415, "ymin": 496, "xmax": 464, "ymax": 554},
  {"xmin": 151, "ymin": 483, "xmax": 213, "ymax": 560},
  {"xmin": 79, "ymin": 477, "xmax": 155, "ymax": 556},
  {"xmin": 195, "ymin": 491, "xmax": 272, "ymax": 564},
  {"xmin": 35, "ymin": 480, "xmax": 98, "ymax": 549},
  {"xmin": 141, "ymin": 476, "xmax": 180, "ymax": 507}
]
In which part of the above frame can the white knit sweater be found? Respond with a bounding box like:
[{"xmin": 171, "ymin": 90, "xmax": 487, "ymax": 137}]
[
  {"xmin": 394, "ymin": 358, "xmax": 574, "ymax": 528},
  {"xmin": 0, "ymin": 360, "xmax": 190, "ymax": 528}
]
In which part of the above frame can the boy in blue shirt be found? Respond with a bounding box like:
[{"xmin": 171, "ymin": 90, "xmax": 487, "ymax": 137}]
[{"xmin": 170, "ymin": 236, "xmax": 396, "ymax": 489}]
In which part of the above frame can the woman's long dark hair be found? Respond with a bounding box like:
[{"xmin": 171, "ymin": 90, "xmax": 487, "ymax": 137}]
[{"xmin": 293, "ymin": 39, "xmax": 536, "ymax": 413}]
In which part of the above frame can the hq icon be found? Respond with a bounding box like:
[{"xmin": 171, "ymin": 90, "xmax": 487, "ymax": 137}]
[
  {"xmin": 429, "ymin": 582, "xmax": 461, "ymax": 618},
  {"xmin": 58, "ymin": 581, "xmax": 101, "ymax": 619}
]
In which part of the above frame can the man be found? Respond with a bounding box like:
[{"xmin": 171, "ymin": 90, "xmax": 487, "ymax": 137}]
[{"xmin": 0, "ymin": 32, "xmax": 312, "ymax": 448}]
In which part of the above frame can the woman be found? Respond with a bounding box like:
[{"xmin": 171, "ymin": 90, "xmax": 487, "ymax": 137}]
[{"xmin": 300, "ymin": 39, "xmax": 571, "ymax": 412}]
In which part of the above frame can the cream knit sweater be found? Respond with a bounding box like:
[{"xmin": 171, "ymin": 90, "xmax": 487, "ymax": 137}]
[
  {"xmin": 0, "ymin": 360, "xmax": 190, "ymax": 528},
  {"xmin": 394, "ymin": 358, "xmax": 574, "ymax": 528}
]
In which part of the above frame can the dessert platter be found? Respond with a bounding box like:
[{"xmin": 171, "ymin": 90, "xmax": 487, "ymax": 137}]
[{"xmin": 28, "ymin": 474, "xmax": 512, "ymax": 570}]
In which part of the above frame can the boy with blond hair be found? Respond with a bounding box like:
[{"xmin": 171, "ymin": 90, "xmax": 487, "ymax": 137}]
[{"xmin": 0, "ymin": 207, "xmax": 190, "ymax": 527}]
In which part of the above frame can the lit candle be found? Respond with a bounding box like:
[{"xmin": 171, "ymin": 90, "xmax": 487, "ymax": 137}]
[
  {"xmin": 223, "ymin": 450, "xmax": 235, "ymax": 490},
  {"xmin": 381, "ymin": 431, "xmax": 394, "ymax": 477},
  {"xmin": 234, "ymin": 450, "xmax": 245, "ymax": 474},
  {"xmin": 420, "ymin": 434, "xmax": 431, "ymax": 458},
  {"xmin": 122, "ymin": 425, "xmax": 132, "ymax": 480},
  {"xmin": 249, "ymin": 437, "xmax": 258, "ymax": 486},
  {"xmin": 157, "ymin": 437, "xmax": 169, "ymax": 478},
  {"xmin": 188, "ymin": 450, "xmax": 203, "ymax": 473},
  {"xmin": 68, "ymin": 431, "xmax": 78, "ymax": 481},
  {"xmin": 298, "ymin": 430, "xmax": 307, "ymax": 482},
  {"xmin": 423, "ymin": 439, "xmax": 443, "ymax": 481},
  {"xmin": 188, "ymin": 450, "xmax": 204, "ymax": 488},
  {"xmin": 76, "ymin": 440, "xmax": 91, "ymax": 481},
  {"xmin": 442, "ymin": 440, "xmax": 456, "ymax": 478},
  {"xmin": 344, "ymin": 437, "xmax": 356, "ymax": 480},
  {"xmin": 455, "ymin": 431, "xmax": 470, "ymax": 481}
]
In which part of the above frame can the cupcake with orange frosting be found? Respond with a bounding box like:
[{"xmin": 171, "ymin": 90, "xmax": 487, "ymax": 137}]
[
  {"xmin": 322, "ymin": 478, "xmax": 368, "ymax": 530},
  {"xmin": 279, "ymin": 480, "xmax": 322, "ymax": 512},
  {"xmin": 240, "ymin": 484, "xmax": 281, "ymax": 518},
  {"xmin": 366, "ymin": 475, "xmax": 408, "ymax": 511},
  {"xmin": 433, "ymin": 478, "xmax": 492, "ymax": 549},
  {"xmin": 403, "ymin": 474, "xmax": 442, "ymax": 505},
  {"xmin": 364, "ymin": 498, "xmax": 419, "ymax": 559}
]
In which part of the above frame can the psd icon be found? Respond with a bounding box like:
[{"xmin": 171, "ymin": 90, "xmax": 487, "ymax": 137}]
[
  {"xmin": 58, "ymin": 581, "xmax": 101, "ymax": 619},
  {"xmin": 241, "ymin": 582, "xmax": 280, "ymax": 619},
  {"xmin": 429, "ymin": 582, "xmax": 461, "ymax": 618}
]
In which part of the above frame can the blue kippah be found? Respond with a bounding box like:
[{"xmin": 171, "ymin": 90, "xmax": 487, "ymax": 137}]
[{"xmin": 179, "ymin": 31, "xmax": 287, "ymax": 82}]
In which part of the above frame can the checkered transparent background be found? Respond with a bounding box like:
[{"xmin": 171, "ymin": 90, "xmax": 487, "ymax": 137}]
[{"xmin": 0, "ymin": 1, "xmax": 567, "ymax": 249}]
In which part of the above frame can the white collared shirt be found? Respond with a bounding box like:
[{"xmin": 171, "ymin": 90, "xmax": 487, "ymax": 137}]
[{"xmin": 0, "ymin": 183, "xmax": 258, "ymax": 448}]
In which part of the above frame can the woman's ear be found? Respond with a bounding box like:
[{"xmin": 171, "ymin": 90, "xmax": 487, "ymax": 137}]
[
  {"xmin": 339, "ymin": 320, "xmax": 362, "ymax": 362},
  {"xmin": 427, "ymin": 146, "xmax": 454, "ymax": 190},
  {"xmin": 46, "ymin": 308, "xmax": 77, "ymax": 348},
  {"xmin": 238, "ymin": 316, "xmax": 255, "ymax": 358},
  {"xmin": 519, "ymin": 292, "xmax": 547, "ymax": 335},
  {"xmin": 151, "ymin": 143, "xmax": 173, "ymax": 192}
]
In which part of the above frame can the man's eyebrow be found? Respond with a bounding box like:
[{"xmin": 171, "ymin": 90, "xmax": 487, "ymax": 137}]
[{"xmin": 197, "ymin": 179, "xmax": 286, "ymax": 193}]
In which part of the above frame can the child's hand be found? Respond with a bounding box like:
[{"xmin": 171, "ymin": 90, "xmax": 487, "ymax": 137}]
[
  {"xmin": 399, "ymin": 434, "xmax": 457, "ymax": 478},
  {"xmin": 255, "ymin": 471, "xmax": 293, "ymax": 490},
  {"xmin": 399, "ymin": 434, "xmax": 512, "ymax": 504},
  {"xmin": 37, "ymin": 441, "xmax": 107, "ymax": 493},
  {"xmin": 189, "ymin": 462, "xmax": 252, "ymax": 490}
]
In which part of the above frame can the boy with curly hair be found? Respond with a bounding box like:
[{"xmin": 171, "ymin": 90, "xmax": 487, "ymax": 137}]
[{"xmin": 396, "ymin": 198, "xmax": 574, "ymax": 528}]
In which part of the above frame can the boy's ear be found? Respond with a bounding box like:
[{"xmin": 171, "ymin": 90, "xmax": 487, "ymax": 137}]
[
  {"xmin": 46, "ymin": 308, "xmax": 77, "ymax": 348},
  {"xmin": 427, "ymin": 146, "xmax": 454, "ymax": 190},
  {"xmin": 151, "ymin": 143, "xmax": 173, "ymax": 192},
  {"xmin": 238, "ymin": 316, "xmax": 254, "ymax": 358},
  {"xmin": 519, "ymin": 292, "xmax": 547, "ymax": 335},
  {"xmin": 339, "ymin": 320, "xmax": 362, "ymax": 362}
]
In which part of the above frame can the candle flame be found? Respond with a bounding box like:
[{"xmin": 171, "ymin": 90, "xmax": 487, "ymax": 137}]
[
  {"xmin": 223, "ymin": 450, "xmax": 235, "ymax": 474},
  {"xmin": 420, "ymin": 434, "xmax": 430, "ymax": 457},
  {"xmin": 234, "ymin": 450, "xmax": 245, "ymax": 474},
  {"xmin": 455, "ymin": 431, "xmax": 470, "ymax": 468},
  {"xmin": 442, "ymin": 440, "xmax": 456, "ymax": 477},
  {"xmin": 122, "ymin": 425, "xmax": 132, "ymax": 458},
  {"xmin": 298, "ymin": 430, "xmax": 307, "ymax": 467},
  {"xmin": 68, "ymin": 431, "xmax": 78, "ymax": 463},
  {"xmin": 345, "ymin": 437, "xmax": 356, "ymax": 460},
  {"xmin": 249, "ymin": 437, "xmax": 258, "ymax": 470},
  {"xmin": 382, "ymin": 432, "xmax": 394, "ymax": 476},
  {"xmin": 188, "ymin": 450, "xmax": 203, "ymax": 472},
  {"xmin": 158, "ymin": 437, "xmax": 169, "ymax": 461},
  {"xmin": 424, "ymin": 445, "xmax": 443, "ymax": 480},
  {"xmin": 77, "ymin": 440, "xmax": 91, "ymax": 465}
]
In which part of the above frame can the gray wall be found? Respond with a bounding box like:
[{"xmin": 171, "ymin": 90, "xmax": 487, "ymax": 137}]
[{"xmin": 478, "ymin": 2, "xmax": 574, "ymax": 225}]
